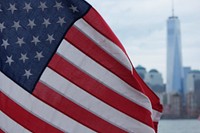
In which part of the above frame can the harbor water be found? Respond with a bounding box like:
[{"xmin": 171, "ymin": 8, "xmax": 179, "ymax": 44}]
[{"xmin": 158, "ymin": 120, "xmax": 200, "ymax": 133}]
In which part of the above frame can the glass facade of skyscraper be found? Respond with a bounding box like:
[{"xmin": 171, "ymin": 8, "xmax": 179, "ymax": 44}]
[{"xmin": 166, "ymin": 16, "xmax": 183, "ymax": 94}]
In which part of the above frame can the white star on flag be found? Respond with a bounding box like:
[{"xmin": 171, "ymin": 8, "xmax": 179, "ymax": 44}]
[
  {"xmin": 23, "ymin": 69, "xmax": 33, "ymax": 79},
  {"xmin": 7, "ymin": 3, "xmax": 17, "ymax": 14}
]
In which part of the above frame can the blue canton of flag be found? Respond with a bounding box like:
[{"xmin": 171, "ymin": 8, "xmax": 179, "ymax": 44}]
[{"xmin": 0, "ymin": 0, "xmax": 90, "ymax": 93}]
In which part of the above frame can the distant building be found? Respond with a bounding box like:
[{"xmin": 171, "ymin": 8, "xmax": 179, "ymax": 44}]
[
  {"xmin": 183, "ymin": 67, "xmax": 191, "ymax": 94},
  {"xmin": 135, "ymin": 65, "xmax": 147, "ymax": 80},
  {"xmin": 144, "ymin": 69, "xmax": 166, "ymax": 105},
  {"xmin": 135, "ymin": 63, "xmax": 200, "ymax": 118},
  {"xmin": 182, "ymin": 67, "xmax": 191, "ymax": 109},
  {"xmin": 186, "ymin": 70, "xmax": 200, "ymax": 117},
  {"xmin": 169, "ymin": 93, "xmax": 182, "ymax": 117},
  {"xmin": 135, "ymin": 66, "xmax": 166, "ymax": 105},
  {"xmin": 145, "ymin": 69, "xmax": 163, "ymax": 86},
  {"xmin": 186, "ymin": 70, "xmax": 200, "ymax": 92},
  {"xmin": 166, "ymin": 14, "xmax": 183, "ymax": 95}
]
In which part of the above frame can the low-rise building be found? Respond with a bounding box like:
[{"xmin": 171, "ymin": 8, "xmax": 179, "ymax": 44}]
[{"xmin": 186, "ymin": 70, "xmax": 200, "ymax": 117}]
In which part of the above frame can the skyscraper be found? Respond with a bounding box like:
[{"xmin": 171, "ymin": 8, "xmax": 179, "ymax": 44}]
[{"xmin": 166, "ymin": 11, "xmax": 183, "ymax": 94}]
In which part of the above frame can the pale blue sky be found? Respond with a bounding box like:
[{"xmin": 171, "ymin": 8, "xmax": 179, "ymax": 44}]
[{"xmin": 86, "ymin": 0, "xmax": 200, "ymax": 83}]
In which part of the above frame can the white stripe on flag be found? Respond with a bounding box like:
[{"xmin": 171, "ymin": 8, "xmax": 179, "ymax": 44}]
[
  {"xmin": 57, "ymin": 39, "xmax": 152, "ymax": 111},
  {"xmin": 74, "ymin": 19, "xmax": 133, "ymax": 71},
  {"xmin": 0, "ymin": 72, "xmax": 96, "ymax": 133},
  {"xmin": 152, "ymin": 110, "xmax": 162, "ymax": 122},
  {"xmin": 0, "ymin": 111, "xmax": 31, "ymax": 133},
  {"xmin": 40, "ymin": 67, "xmax": 155, "ymax": 133}
]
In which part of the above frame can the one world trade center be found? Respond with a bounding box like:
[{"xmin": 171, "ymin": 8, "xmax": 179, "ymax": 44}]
[{"xmin": 166, "ymin": 11, "xmax": 183, "ymax": 95}]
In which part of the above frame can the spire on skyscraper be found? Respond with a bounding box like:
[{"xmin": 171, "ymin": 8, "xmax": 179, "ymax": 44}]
[{"xmin": 172, "ymin": 0, "xmax": 174, "ymax": 16}]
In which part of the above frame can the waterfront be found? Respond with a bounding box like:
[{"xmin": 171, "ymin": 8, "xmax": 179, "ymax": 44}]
[{"xmin": 158, "ymin": 120, "xmax": 200, "ymax": 133}]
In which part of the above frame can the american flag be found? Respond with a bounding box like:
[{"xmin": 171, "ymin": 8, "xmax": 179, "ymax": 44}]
[{"xmin": 0, "ymin": 0, "xmax": 162, "ymax": 132}]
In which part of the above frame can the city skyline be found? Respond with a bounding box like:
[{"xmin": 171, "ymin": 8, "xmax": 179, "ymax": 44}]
[{"xmin": 86, "ymin": 0, "xmax": 200, "ymax": 83}]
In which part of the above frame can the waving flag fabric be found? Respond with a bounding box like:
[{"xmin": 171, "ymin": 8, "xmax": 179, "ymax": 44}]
[{"xmin": 0, "ymin": 0, "xmax": 162, "ymax": 133}]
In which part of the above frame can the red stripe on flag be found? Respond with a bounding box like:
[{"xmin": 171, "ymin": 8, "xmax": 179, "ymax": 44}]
[
  {"xmin": 83, "ymin": 8, "xmax": 127, "ymax": 54},
  {"xmin": 0, "ymin": 128, "xmax": 5, "ymax": 133},
  {"xmin": 0, "ymin": 92, "xmax": 63, "ymax": 133},
  {"xmin": 153, "ymin": 122, "xmax": 159, "ymax": 133},
  {"xmin": 33, "ymin": 82, "xmax": 126, "ymax": 133},
  {"xmin": 65, "ymin": 26, "xmax": 143, "ymax": 92},
  {"xmin": 48, "ymin": 54, "xmax": 154, "ymax": 128},
  {"xmin": 133, "ymin": 69, "xmax": 163, "ymax": 112}
]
